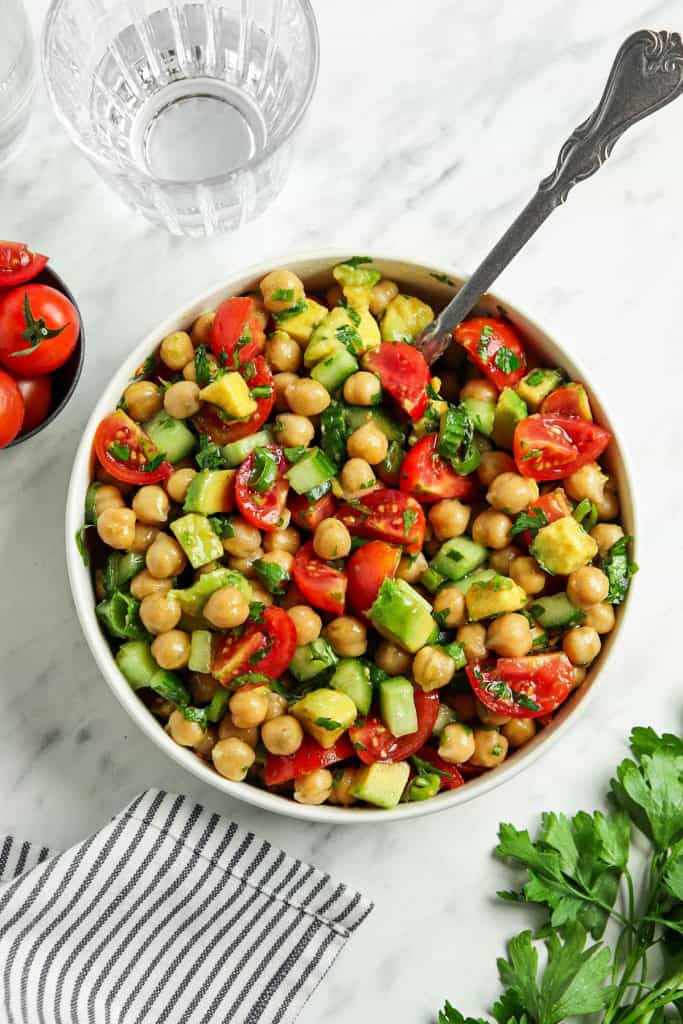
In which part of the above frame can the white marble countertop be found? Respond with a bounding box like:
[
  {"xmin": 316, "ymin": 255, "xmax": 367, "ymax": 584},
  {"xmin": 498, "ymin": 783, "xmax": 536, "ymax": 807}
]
[{"xmin": 2, "ymin": 0, "xmax": 682, "ymax": 1019}]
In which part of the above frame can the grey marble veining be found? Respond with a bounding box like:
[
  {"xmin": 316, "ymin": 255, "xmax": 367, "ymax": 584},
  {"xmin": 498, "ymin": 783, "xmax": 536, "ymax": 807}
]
[{"xmin": 1, "ymin": 0, "xmax": 682, "ymax": 1019}]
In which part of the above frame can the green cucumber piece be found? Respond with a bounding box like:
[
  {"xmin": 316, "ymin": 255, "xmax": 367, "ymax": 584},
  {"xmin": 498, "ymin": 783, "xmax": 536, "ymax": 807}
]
[
  {"xmin": 149, "ymin": 669, "xmax": 190, "ymax": 706},
  {"xmin": 460, "ymin": 397, "xmax": 496, "ymax": 437},
  {"xmin": 285, "ymin": 447, "xmax": 337, "ymax": 495},
  {"xmin": 103, "ymin": 551, "xmax": 146, "ymax": 596},
  {"xmin": 96, "ymin": 592, "xmax": 148, "ymax": 641},
  {"xmin": 222, "ymin": 429, "xmax": 272, "ymax": 467},
  {"xmin": 528, "ymin": 592, "xmax": 585, "ymax": 629},
  {"xmin": 344, "ymin": 404, "xmax": 406, "ymax": 443},
  {"xmin": 289, "ymin": 638, "xmax": 338, "ymax": 683},
  {"xmin": 368, "ymin": 579, "xmax": 437, "ymax": 654},
  {"xmin": 379, "ymin": 676, "xmax": 417, "ymax": 737},
  {"xmin": 452, "ymin": 568, "xmax": 497, "ymax": 594},
  {"xmin": 143, "ymin": 410, "xmax": 197, "ymax": 463},
  {"xmin": 206, "ymin": 689, "xmax": 230, "ymax": 723},
  {"xmin": 311, "ymin": 346, "xmax": 358, "ymax": 392},
  {"xmin": 189, "ymin": 630, "xmax": 213, "ymax": 673},
  {"xmin": 430, "ymin": 537, "xmax": 488, "ymax": 582},
  {"xmin": 116, "ymin": 641, "xmax": 158, "ymax": 689},
  {"xmin": 85, "ymin": 482, "xmax": 101, "ymax": 524},
  {"xmin": 170, "ymin": 513, "xmax": 224, "ymax": 569},
  {"xmin": 421, "ymin": 566, "xmax": 445, "ymax": 594},
  {"xmin": 330, "ymin": 659, "xmax": 372, "ymax": 715}
]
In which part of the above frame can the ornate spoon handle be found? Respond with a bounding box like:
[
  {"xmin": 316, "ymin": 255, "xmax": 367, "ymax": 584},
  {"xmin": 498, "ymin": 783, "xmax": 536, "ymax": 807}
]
[{"xmin": 417, "ymin": 29, "xmax": 683, "ymax": 365}]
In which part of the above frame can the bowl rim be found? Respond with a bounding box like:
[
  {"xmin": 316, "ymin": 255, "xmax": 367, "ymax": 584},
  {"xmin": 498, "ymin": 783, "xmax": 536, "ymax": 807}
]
[
  {"xmin": 65, "ymin": 249, "xmax": 638, "ymax": 824},
  {"xmin": 41, "ymin": 0, "xmax": 321, "ymax": 189}
]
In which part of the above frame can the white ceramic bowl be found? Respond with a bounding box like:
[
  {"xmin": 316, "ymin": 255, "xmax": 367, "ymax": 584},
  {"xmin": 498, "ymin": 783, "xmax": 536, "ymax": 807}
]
[{"xmin": 65, "ymin": 251, "xmax": 637, "ymax": 823}]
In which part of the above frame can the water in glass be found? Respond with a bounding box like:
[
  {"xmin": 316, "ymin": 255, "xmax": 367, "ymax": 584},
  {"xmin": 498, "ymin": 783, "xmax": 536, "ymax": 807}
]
[{"xmin": 0, "ymin": 0, "xmax": 35, "ymax": 167}]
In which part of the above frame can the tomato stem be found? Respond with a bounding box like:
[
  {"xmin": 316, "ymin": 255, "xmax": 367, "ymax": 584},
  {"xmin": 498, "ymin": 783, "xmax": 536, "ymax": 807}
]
[{"xmin": 17, "ymin": 290, "xmax": 68, "ymax": 351}]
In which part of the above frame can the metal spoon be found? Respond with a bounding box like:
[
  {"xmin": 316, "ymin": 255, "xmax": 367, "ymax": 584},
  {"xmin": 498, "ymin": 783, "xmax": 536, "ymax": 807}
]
[{"xmin": 416, "ymin": 29, "xmax": 683, "ymax": 366}]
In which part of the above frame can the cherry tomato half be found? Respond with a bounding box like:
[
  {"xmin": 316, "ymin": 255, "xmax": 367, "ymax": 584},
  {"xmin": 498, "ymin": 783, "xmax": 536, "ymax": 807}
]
[
  {"xmin": 265, "ymin": 734, "xmax": 354, "ymax": 786},
  {"xmin": 0, "ymin": 285, "xmax": 80, "ymax": 375},
  {"xmin": 210, "ymin": 296, "xmax": 265, "ymax": 368},
  {"xmin": 453, "ymin": 317, "xmax": 527, "ymax": 391},
  {"xmin": 519, "ymin": 486, "xmax": 572, "ymax": 547},
  {"xmin": 94, "ymin": 411, "xmax": 173, "ymax": 485},
  {"xmin": 211, "ymin": 606, "xmax": 297, "ymax": 687},
  {"xmin": 0, "ymin": 370, "xmax": 24, "ymax": 447},
  {"xmin": 292, "ymin": 541, "xmax": 347, "ymax": 615},
  {"xmin": 364, "ymin": 342, "xmax": 430, "ymax": 421},
  {"xmin": 337, "ymin": 487, "xmax": 426, "ymax": 554},
  {"xmin": 289, "ymin": 490, "xmax": 336, "ymax": 531},
  {"xmin": 399, "ymin": 434, "xmax": 480, "ymax": 504},
  {"xmin": 467, "ymin": 653, "xmax": 574, "ymax": 719},
  {"xmin": 540, "ymin": 383, "xmax": 593, "ymax": 421},
  {"xmin": 514, "ymin": 414, "xmax": 610, "ymax": 481},
  {"xmin": 347, "ymin": 540, "xmax": 400, "ymax": 616},
  {"xmin": 0, "ymin": 242, "xmax": 48, "ymax": 287},
  {"xmin": 193, "ymin": 357, "xmax": 274, "ymax": 446},
  {"xmin": 15, "ymin": 375, "xmax": 52, "ymax": 435},
  {"xmin": 349, "ymin": 689, "xmax": 440, "ymax": 764},
  {"xmin": 235, "ymin": 446, "xmax": 289, "ymax": 531},
  {"xmin": 413, "ymin": 746, "xmax": 464, "ymax": 790}
]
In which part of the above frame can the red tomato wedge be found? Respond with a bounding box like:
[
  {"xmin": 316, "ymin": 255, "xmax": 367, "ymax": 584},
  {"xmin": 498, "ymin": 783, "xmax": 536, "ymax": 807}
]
[
  {"xmin": 0, "ymin": 242, "xmax": 48, "ymax": 286},
  {"xmin": 467, "ymin": 654, "xmax": 574, "ymax": 719},
  {"xmin": 399, "ymin": 434, "xmax": 479, "ymax": 504},
  {"xmin": 414, "ymin": 746, "xmax": 464, "ymax": 790},
  {"xmin": 519, "ymin": 486, "xmax": 572, "ymax": 547},
  {"xmin": 193, "ymin": 357, "xmax": 274, "ymax": 446},
  {"xmin": 364, "ymin": 342, "xmax": 430, "ymax": 421},
  {"xmin": 211, "ymin": 607, "xmax": 297, "ymax": 687},
  {"xmin": 235, "ymin": 445, "xmax": 289, "ymax": 531},
  {"xmin": 514, "ymin": 414, "xmax": 610, "ymax": 481},
  {"xmin": 349, "ymin": 689, "xmax": 440, "ymax": 764},
  {"xmin": 289, "ymin": 490, "xmax": 336, "ymax": 531},
  {"xmin": 265, "ymin": 735, "xmax": 354, "ymax": 786},
  {"xmin": 94, "ymin": 411, "xmax": 173, "ymax": 485},
  {"xmin": 210, "ymin": 296, "xmax": 265, "ymax": 368},
  {"xmin": 0, "ymin": 285, "xmax": 80, "ymax": 375},
  {"xmin": 347, "ymin": 540, "xmax": 401, "ymax": 616},
  {"xmin": 292, "ymin": 541, "xmax": 347, "ymax": 615},
  {"xmin": 15, "ymin": 375, "xmax": 52, "ymax": 435},
  {"xmin": 453, "ymin": 317, "xmax": 527, "ymax": 391},
  {"xmin": 0, "ymin": 370, "xmax": 24, "ymax": 447},
  {"xmin": 337, "ymin": 487, "xmax": 425, "ymax": 554},
  {"xmin": 540, "ymin": 383, "xmax": 593, "ymax": 421}
]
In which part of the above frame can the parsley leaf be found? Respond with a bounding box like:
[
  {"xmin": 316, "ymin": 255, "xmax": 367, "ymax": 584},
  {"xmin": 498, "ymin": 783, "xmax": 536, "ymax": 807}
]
[
  {"xmin": 196, "ymin": 433, "xmax": 227, "ymax": 470},
  {"xmin": 208, "ymin": 514, "xmax": 234, "ymax": 538},
  {"xmin": 494, "ymin": 346, "xmax": 522, "ymax": 374},
  {"xmin": 273, "ymin": 299, "xmax": 307, "ymax": 322},
  {"xmin": 252, "ymin": 558, "xmax": 290, "ymax": 596},
  {"xmin": 430, "ymin": 271, "xmax": 455, "ymax": 286},
  {"xmin": 108, "ymin": 441, "xmax": 130, "ymax": 462},
  {"xmin": 315, "ymin": 717, "xmax": 343, "ymax": 730},
  {"xmin": 510, "ymin": 508, "xmax": 548, "ymax": 537},
  {"xmin": 270, "ymin": 288, "xmax": 295, "ymax": 301},
  {"xmin": 335, "ymin": 324, "xmax": 364, "ymax": 355},
  {"xmin": 75, "ymin": 524, "xmax": 93, "ymax": 567},
  {"xmin": 194, "ymin": 344, "xmax": 213, "ymax": 387},
  {"xmin": 340, "ymin": 256, "xmax": 372, "ymax": 268},
  {"xmin": 402, "ymin": 509, "xmax": 418, "ymax": 535},
  {"xmin": 602, "ymin": 535, "xmax": 637, "ymax": 604}
]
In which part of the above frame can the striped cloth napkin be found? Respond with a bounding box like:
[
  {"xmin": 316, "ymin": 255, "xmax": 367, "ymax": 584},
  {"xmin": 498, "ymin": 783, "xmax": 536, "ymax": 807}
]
[{"xmin": 0, "ymin": 790, "xmax": 373, "ymax": 1023}]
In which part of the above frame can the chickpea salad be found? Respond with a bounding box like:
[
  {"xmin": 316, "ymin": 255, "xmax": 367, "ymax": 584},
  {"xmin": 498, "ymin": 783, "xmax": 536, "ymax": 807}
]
[{"xmin": 78, "ymin": 259, "xmax": 636, "ymax": 811}]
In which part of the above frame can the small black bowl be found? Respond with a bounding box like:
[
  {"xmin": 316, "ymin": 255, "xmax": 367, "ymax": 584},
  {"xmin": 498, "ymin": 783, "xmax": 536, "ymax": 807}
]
[{"xmin": 5, "ymin": 265, "xmax": 85, "ymax": 448}]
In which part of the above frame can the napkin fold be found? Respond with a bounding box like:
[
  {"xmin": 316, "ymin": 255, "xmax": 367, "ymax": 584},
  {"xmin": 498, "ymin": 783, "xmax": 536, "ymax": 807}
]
[{"xmin": 0, "ymin": 790, "xmax": 372, "ymax": 1023}]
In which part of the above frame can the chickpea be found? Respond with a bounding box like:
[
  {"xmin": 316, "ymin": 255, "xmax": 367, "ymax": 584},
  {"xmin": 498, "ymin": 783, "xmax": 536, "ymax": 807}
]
[
  {"xmin": 273, "ymin": 372, "xmax": 299, "ymax": 412},
  {"xmin": 590, "ymin": 523, "xmax": 624, "ymax": 559},
  {"xmin": 478, "ymin": 450, "xmax": 516, "ymax": 488},
  {"xmin": 130, "ymin": 570, "xmax": 172, "ymax": 600},
  {"xmin": 273, "ymin": 413, "xmax": 315, "ymax": 448},
  {"xmin": 433, "ymin": 586, "xmax": 466, "ymax": 627},
  {"xmin": 166, "ymin": 468, "xmax": 197, "ymax": 504},
  {"xmin": 191, "ymin": 311, "xmax": 215, "ymax": 346},
  {"xmin": 439, "ymin": 722, "xmax": 476, "ymax": 763},
  {"xmin": 227, "ymin": 551, "xmax": 262, "ymax": 579},
  {"xmin": 346, "ymin": 421, "xmax": 388, "ymax": 465},
  {"xmin": 194, "ymin": 725, "xmax": 218, "ymax": 759},
  {"xmin": 472, "ymin": 508, "xmax": 513, "ymax": 550},
  {"xmin": 287, "ymin": 605, "xmax": 322, "ymax": 646},
  {"xmin": 249, "ymin": 580, "xmax": 274, "ymax": 606},
  {"xmin": 249, "ymin": 293, "xmax": 268, "ymax": 332},
  {"xmin": 397, "ymin": 552, "xmax": 428, "ymax": 584},
  {"xmin": 428, "ymin": 499, "xmax": 470, "ymax": 540},
  {"xmin": 413, "ymin": 645, "xmax": 456, "ymax": 691},
  {"xmin": 163, "ymin": 380, "xmax": 201, "ymax": 419},
  {"xmin": 260, "ymin": 549, "xmax": 294, "ymax": 576},
  {"xmin": 572, "ymin": 666, "xmax": 587, "ymax": 689},
  {"xmin": 596, "ymin": 483, "xmax": 619, "ymax": 521},
  {"xmin": 328, "ymin": 766, "xmax": 358, "ymax": 806},
  {"xmin": 93, "ymin": 484, "xmax": 125, "ymax": 519},
  {"xmin": 212, "ymin": 737, "xmax": 255, "ymax": 782},
  {"xmin": 476, "ymin": 701, "xmax": 511, "ymax": 727},
  {"xmin": 510, "ymin": 555, "xmax": 546, "ymax": 595},
  {"xmin": 340, "ymin": 458, "xmax": 376, "ymax": 498},
  {"xmin": 265, "ymin": 691, "xmax": 288, "ymax": 721},
  {"xmin": 146, "ymin": 533, "xmax": 186, "ymax": 578},
  {"xmin": 261, "ymin": 714, "xmax": 304, "ymax": 756},
  {"xmin": 326, "ymin": 284, "xmax": 343, "ymax": 308},
  {"xmin": 263, "ymin": 526, "xmax": 300, "ymax": 555},
  {"xmin": 438, "ymin": 370, "xmax": 460, "ymax": 402},
  {"xmin": 229, "ymin": 687, "xmax": 270, "ymax": 729},
  {"xmin": 567, "ymin": 566, "xmax": 609, "ymax": 609},
  {"xmin": 97, "ymin": 507, "xmax": 136, "ymax": 550},
  {"xmin": 375, "ymin": 639, "xmax": 412, "ymax": 676},
  {"xmin": 168, "ymin": 709, "xmax": 205, "ymax": 748},
  {"xmin": 565, "ymin": 461, "xmax": 607, "ymax": 504},
  {"xmin": 160, "ymin": 330, "xmax": 194, "ymax": 370},
  {"xmin": 460, "ymin": 378, "xmax": 498, "ymax": 404},
  {"xmin": 204, "ymin": 587, "xmax": 250, "ymax": 629},
  {"xmin": 583, "ymin": 601, "xmax": 615, "ymax": 634},
  {"xmin": 563, "ymin": 626, "xmax": 601, "ymax": 666},
  {"xmin": 266, "ymin": 330, "xmax": 302, "ymax": 372},
  {"xmin": 218, "ymin": 716, "xmax": 258, "ymax": 748},
  {"xmin": 222, "ymin": 518, "xmax": 261, "ymax": 557},
  {"xmin": 369, "ymin": 278, "xmax": 399, "ymax": 317},
  {"xmin": 502, "ymin": 718, "xmax": 537, "ymax": 748},
  {"xmin": 128, "ymin": 523, "xmax": 159, "ymax": 554},
  {"xmin": 190, "ymin": 672, "xmax": 219, "ymax": 704},
  {"xmin": 445, "ymin": 691, "xmax": 477, "ymax": 722},
  {"xmin": 324, "ymin": 616, "xmax": 367, "ymax": 658},
  {"xmin": 182, "ymin": 359, "xmax": 197, "ymax": 382},
  {"xmin": 294, "ymin": 768, "xmax": 333, "ymax": 805},
  {"xmin": 489, "ymin": 545, "xmax": 521, "ymax": 576},
  {"xmin": 139, "ymin": 592, "xmax": 182, "ymax": 634},
  {"xmin": 314, "ymin": 519, "xmax": 351, "ymax": 560},
  {"xmin": 123, "ymin": 380, "xmax": 162, "ymax": 422},
  {"xmin": 343, "ymin": 371, "xmax": 382, "ymax": 406},
  {"xmin": 457, "ymin": 623, "xmax": 488, "ymax": 662},
  {"xmin": 487, "ymin": 473, "xmax": 539, "ymax": 515},
  {"xmin": 470, "ymin": 728, "xmax": 508, "ymax": 768},
  {"xmin": 259, "ymin": 269, "xmax": 305, "ymax": 313},
  {"xmin": 285, "ymin": 378, "xmax": 330, "ymax": 416},
  {"xmin": 487, "ymin": 614, "xmax": 532, "ymax": 658},
  {"xmin": 151, "ymin": 629, "xmax": 191, "ymax": 670},
  {"xmin": 132, "ymin": 485, "xmax": 169, "ymax": 526}
]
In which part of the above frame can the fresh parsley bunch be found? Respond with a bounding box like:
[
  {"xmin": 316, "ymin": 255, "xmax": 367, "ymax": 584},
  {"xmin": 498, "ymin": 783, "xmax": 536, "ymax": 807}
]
[{"xmin": 438, "ymin": 726, "xmax": 683, "ymax": 1024}]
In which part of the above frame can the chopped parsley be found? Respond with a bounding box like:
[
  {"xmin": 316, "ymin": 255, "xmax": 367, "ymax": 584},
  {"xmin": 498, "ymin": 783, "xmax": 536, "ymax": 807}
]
[
  {"xmin": 196, "ymin": 434, "xmax": 227, "ymax": 471},
  {"xmin": 232, "ymin": 672, "xmax": 270, "ymax": 687},
  {"xmin": 194, "ymin": 344, "xmax": 213, "ymax": 386},
  {"xmin": 402, "ymin": 509, "xmax": 418, "ymax": 535},
  {"xmin": 510, "ymin": 507, "xmax": 548, "ymax": 537},
  {"xmin": 208, "ymin": 515, "xmax": 234, "ymax": 538},
  {"xmin": 284, "ymin": 446, "xmax": 307, "ymax": 463},
  {"xmin": 335, "ymin": 324, "xmax": 364, "ymax": 354},
  {"xmin": 429, "ymin": 271, "xmax": 455, "ymax": 286},
  {"xmin": 75, "ymin": 524, "xmax": 93, "ymax": 567},
  {"xmin": 108, "ymin": 441, "xmax": 131, "ymax": 462},
  {"xmin": 248, "ymin": 643, "xmax": 272, "ymax": 667},
  {"xmin": 248, "ymin": 602, "xmax": 266, "ymax": 623},
  {"xmin": 340, "ymin": 256, "xmax": 372, "ymax": 268},
  {"xmin": 521, "ymin": 446, "xmax": 543, "ymax": 462},
  {"xmin": 603, "ymin": 535, "xmax": 638, "ymax": 605},
  {"xmin": 477, "ymin": 323, "xmax": 494, "ymax": 359},
  {"xmin": 131, "ymin": 354, "xmax": 155, "ymax": 381},
  {"xmin": 315, "ymin": 717, "xmax": 343, "ymax": 731},
  {"xmin": 411, "ymin": 755, "xmax": 453, "ymax": 780},
  {"xmin": 250, "ymin": 385, "xmax": 272, "ymax": 399},
  {"xmin": 270, "ymin": 288, "xmax": 295, "ymax": 301},
  {"xmin": 523, "ymin": 368, "xmax": 546, "ymax": 388},
  {"xmin": 494, "ymin": 346, "xmax": 521, "ymax": 374},
  {"xmin": 181, "ymin": 706, "xmax": 209, "ymax": 728},
  {"xmin": 340, "ymin": 299, "xmax": 361, "ymax": 326},
  {"xmin": 273, "ymin": 299, "xmax": 307, "ymax": 322},
  {"xmin": 253, "ymin": 558, "xmax": 290, "ymax": 595},
  {"xmin": 140, "ymin": 452, "xmax": 167, "ymax": 474}
]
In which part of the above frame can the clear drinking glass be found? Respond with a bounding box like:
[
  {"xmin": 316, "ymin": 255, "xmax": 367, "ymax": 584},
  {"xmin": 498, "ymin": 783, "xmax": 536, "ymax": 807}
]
[
  {"xmin": 0, "ymin": 0, "xmax": 36, "ymax": 167},
  {"xmin": 42, "ymin": 0, "xmax": 319, "ymax": 236}
]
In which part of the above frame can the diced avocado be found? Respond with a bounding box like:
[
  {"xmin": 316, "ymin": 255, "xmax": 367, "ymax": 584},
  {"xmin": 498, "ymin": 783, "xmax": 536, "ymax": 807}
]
[
  {"xmin": 531, "ymin": 517, "xmax": 599, "ymax": 575},
  {"xmin": 116, "ymin": 641, "xmax": 158, "ymax": 689},
  {"xmin": 286, "ymin": 447, "xmax": 337, "ymax": 495},
  {"xmin": 143, "ymin": 410, "xmax": 196, "ymax": 464},
  {"xmin": 355, "ymin": 306, "xmax": 382, "ymax": 353},
  {"xmin": 332, "ymin": 260, "xmax": 381, "ymax": 289},
  {"xmin": 170, "ymin": 513, "xmax": 224, "ymax": 569},
  {"xmin": 528, "ymin": 592, "xmax": 585, "ymax": 629},
  {"xmin": 274, "ymin": 298, "xmax": 327, "ymax": 343},
  {"xmin": 305, "ymin": 307, "xmax": 362, "ymax": 367},
  {"xmin": 183, "ymin": 469, "xmax": 236, "ymax": 515},
  {"xmin": 460, "ymin": 397, "xmax": 496, "ymax": 437},
  {"xmin": 465, "ymin": 575, "xmax": 527, "ymax": 621},
  {"xmin": 344, "ymin": 404, "xmax": 406, "ymax": 443},
  {"xmin": 381, "ymin": 294, "xmax": 434, "ymax": 343},
  {"xmin": 199, "ymin": 373, "xmax": 256, "ymax": 419},
  {"xmin": 491, "ymin": 388, "xmax": 527, "ymax": 449},
  {"xmin": 379, "ymin": 676, "xmax": 417, "ymax": 737},
  {"xmin": 432, "ymin": 702, "xmax": 458, "ymax": 737},
  {"xmin": 188, "ymin": 630, "xmax": 213, "ymax": 673},
  {"xmin": 516, "ymin": 368, "xmax": 564, "ymax": 411},
  {"xmin": 289, "ymin": 638, "xmax": 338, "ymax": 683},
  {"xmin": 330, "ymin": 659, "xmax": 372, "ymax": 715},
  {"xmin": 368, "ymin": 578, "xmax": 437, "ymax": 653},
  {"xmin": 170, "ymin": 568, "xmax": 251, "ymax": 617},
  {"xmin": 222, "ymin": 429, "xmax": 272, "ymax": 467},
  {"xmin": 291, "ymin": 688, "xmax": 357, "ymax": 748},
  {"xmin": 351, "ymin": 761, "xmax": 410, "ymax": 809},
  {"xmin": 430, "ymin": 537, "xmax": 488, "ymax": 582},
  {"xmin": 311, "ymin": 347, "xmax": 359, "ymax": 392},
  {"xmin": 85, "ymin": 482, "xmax": 101, "ymax": 524},
  {"xmin": 452, "ymin": 568, "xmax": 497, "ymax": 594}
]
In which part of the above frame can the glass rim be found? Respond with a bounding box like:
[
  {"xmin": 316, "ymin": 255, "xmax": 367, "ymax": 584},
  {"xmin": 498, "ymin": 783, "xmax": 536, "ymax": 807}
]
[{"xmin": 40, "ymin": 0, "xmax": 320, "ymax": 188}]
